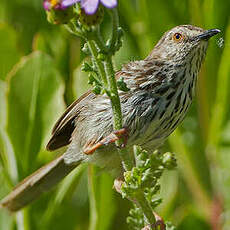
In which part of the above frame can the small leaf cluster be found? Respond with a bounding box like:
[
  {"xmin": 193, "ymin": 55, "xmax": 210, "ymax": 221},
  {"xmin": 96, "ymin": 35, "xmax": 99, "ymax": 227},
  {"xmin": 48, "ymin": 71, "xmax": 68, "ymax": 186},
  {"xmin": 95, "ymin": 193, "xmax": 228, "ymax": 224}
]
[
  {"xmin": 127, "ymin": 205, "xmax": 145, "ymax": 230},
  {"xmin": 122, "ymin": 146, "xmax": 177, "ymax": 229},
  {"xmin": 106, "ymin": 27, "xmax": 124, "ymax": 56},
  {"xmin": 81, "ymin": 46, "xmax": 130, "ymax": 94},
  {"xmin": 117, "ymin": 77, "xmax": 130, "ymax": 92},
  {"xmin": 122, "ymin": 146, "xmax": 177, "ymax": 201},
  {"xmin": 81, "ymin": 60, "xmax": 103, "ymax": 95}
]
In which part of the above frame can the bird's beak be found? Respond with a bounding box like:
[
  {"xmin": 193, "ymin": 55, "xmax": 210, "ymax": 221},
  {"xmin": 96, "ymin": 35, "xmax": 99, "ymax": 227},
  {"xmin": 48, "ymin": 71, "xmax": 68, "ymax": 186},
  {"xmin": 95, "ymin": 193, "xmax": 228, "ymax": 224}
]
[{"xmin": 195, "ymin": 29, "xmax": 221, "ymax": 41}]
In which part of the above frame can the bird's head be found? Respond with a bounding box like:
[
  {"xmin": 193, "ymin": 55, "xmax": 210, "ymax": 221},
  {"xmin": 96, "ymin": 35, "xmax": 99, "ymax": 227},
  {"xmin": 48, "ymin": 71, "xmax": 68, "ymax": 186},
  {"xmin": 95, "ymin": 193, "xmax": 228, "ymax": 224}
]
[{"xmin": 148, "ymin": 25, "xmax": 220, "ymax": 65}]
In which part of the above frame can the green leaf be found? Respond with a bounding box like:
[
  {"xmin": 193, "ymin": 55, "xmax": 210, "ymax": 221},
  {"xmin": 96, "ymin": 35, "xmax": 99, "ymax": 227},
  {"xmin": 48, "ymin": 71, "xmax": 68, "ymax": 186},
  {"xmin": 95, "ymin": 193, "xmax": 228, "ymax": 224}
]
[
  {"xmin": 33, "ymin": 29, "xmax": 70, "ymax": 75},
  {"xmin": 0, "ymin": 80, "xmax": 7, "ymax": 127},
  {"xmin": 0, "ymin": 80, "xmax": 18, "ymax": 186},
  {"xmin": 33, "ymin": 29, "xmax": 82, "ymax": 104},
  {"xmin": 0, "ymin": 77, "xmax": 16, "ymax": 228},
  {"xmin": 0, "ymin": 24, "xmax": 20, "ymax": 80},
  {"xmin": 39, "ymin": 164, "xmax": 87, "ymax": 226},
  {"xmin": 73, "ymin": 65, "xmax": 90, "ymax": 99},
  {"xmin": 6, "ymin": 51, "xmax": 66, "ymax": 177}
]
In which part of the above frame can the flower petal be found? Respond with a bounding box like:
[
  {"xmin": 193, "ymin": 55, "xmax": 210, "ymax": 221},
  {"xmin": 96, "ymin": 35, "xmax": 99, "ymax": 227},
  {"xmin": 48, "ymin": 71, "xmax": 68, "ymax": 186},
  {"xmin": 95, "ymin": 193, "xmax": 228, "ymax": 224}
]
[
  {"xmin": 100, "ymin": 0, "xmax": 117, "ymax": 8},
  {"xmin": 62, "ymin": 0, "xmax": 80, "ymax": 8},
  {"xmin": 43, "ymin": 0, "xmax": 52, "ymax": 10},
  {"xmin": 82, "ymin": 0, "xmax": 99, "ymax": 15}
]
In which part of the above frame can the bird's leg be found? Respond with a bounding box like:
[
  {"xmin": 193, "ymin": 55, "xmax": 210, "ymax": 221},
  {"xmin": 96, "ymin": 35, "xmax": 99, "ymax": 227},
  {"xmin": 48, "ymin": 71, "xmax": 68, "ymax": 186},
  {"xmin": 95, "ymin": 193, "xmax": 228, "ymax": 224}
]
[
  {"xmin": 114, "ymin": 178, "xmax": 166, "ymax": 230},
  {"xmin": 83, "ymin": 128, "xmax": 128, "ymax": 155}
]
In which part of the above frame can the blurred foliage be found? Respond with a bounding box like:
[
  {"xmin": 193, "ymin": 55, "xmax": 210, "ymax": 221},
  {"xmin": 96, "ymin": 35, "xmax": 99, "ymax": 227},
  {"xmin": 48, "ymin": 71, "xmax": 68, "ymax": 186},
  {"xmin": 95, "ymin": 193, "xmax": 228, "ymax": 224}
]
[{"xmin": 0, "ymin": 0, "xmax": 230, "ymax": 230}]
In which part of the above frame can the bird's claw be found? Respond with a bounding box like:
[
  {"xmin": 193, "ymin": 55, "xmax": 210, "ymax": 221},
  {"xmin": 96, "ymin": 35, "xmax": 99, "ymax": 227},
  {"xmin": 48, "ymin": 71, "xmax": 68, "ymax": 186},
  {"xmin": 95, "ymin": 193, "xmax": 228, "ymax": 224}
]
[{"xmin": 83, "ymin": 128, "xmax": 129, "ymax": 155}]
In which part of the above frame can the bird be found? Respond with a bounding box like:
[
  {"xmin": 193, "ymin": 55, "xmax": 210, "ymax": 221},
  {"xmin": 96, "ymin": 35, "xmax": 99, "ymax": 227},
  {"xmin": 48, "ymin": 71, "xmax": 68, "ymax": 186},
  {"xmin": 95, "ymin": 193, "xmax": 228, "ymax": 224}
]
[{"xmin": 0, "ymin": 25, "xmax": 220, "ymax": 212}]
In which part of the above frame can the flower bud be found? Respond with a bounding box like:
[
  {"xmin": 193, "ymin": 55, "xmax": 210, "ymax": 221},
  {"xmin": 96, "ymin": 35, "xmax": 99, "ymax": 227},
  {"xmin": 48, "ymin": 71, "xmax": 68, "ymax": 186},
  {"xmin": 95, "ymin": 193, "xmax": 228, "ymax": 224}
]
[
  {"xmin": 162, "ymin": 152, "xmax": 177, "ymax": 169},
  {"xmin": 44, "ymin": 0, "xmax": 77, "ymax": 24},
  {"xmin": 79, "ymin": 6, "xmax": 104, "ymax": 26},
  {"xmin": 46, "ymin": 7, "xmax": 75, "ymax": 24}
]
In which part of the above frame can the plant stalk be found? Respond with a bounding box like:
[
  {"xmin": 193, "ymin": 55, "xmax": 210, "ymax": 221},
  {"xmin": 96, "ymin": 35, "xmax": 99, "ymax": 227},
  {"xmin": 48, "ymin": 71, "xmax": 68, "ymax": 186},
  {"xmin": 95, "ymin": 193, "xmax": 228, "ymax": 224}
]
[
  {"xmin": 109, "ymin": 9, "xmax": 119, "ymax": 51},
  {"xmin": 86, "ymin": 40, "xmax": 108, "ymax": 88},
  {"xmin": 136, "ymin": 192, "xmax": 156, "ymax": 228},
  {"xmin": 103, "ymin": 57, "xmax": 133, "ymax": 171}
]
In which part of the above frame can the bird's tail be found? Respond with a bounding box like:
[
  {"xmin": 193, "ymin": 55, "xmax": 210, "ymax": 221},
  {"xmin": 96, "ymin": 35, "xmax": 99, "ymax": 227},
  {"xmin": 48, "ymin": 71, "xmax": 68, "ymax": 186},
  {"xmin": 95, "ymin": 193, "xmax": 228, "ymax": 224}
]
[{"xmin": 0, "ymin": 154, "xmax": 79, "ymax": 212}]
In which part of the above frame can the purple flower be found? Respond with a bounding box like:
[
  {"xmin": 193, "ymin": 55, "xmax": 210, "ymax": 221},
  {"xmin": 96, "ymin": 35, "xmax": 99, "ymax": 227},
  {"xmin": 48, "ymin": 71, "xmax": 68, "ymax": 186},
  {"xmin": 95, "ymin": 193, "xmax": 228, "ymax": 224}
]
[
  {"xmin": 43, "ymin": 0, "xmax": 78, "ymax": 11},
  {"xmin": 43, "ymin": 0, "xmax": 117, "ymax": 14},
  {"xmin": 81, "ymin": 0, "xmax": 117, "ymax": 14}
]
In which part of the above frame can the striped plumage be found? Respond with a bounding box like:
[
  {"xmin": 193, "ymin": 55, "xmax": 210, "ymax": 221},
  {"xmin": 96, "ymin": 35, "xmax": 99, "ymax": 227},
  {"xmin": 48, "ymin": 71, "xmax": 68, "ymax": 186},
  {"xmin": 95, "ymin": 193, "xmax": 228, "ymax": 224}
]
[
  {"xmin": 1, "ymin": 25, "xmax": 220, "ymax": 212},
  {"xmin": 64, "ymin": 25, "xmax": 210, "ymax": 166}
]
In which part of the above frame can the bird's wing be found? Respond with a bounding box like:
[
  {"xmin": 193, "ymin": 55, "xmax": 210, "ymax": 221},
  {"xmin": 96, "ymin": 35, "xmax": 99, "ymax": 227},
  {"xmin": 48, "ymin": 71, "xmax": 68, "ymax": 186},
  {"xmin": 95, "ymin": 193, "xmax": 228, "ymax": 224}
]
[
  {"xmin": 46, "ymin": 69, "xmax": 132, "ymax": 152},
  {"xmin": 46, "ymin": 90, "xmax": 92, "ymax": 151}
]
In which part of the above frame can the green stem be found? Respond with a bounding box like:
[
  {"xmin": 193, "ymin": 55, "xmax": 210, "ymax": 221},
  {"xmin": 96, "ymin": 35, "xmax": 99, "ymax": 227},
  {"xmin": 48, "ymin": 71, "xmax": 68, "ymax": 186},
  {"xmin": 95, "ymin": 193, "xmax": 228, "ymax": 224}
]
[
  {"xmin": 87, "ymin": 40, "xmax": 108, "ymax": 88},
  {"xmin": 88, "ymin": 9, "xmax": 133, "ymax": 171},
  {"xmin": 94, "ymin": 27, "xmax": 107, "ymax": 53},
  {"xmin": 109, "ymin": 9, "xmax": 119, "ymax": 51},
  {"xmin": 136, "ymin": 192, "xmax": 156, "ymax": 228},
  {"xmin": 104, "ymin": 58, "xmax": 122, "ymax": 129},
  {"xmin": 70, "ymin": 6, "xmax": 156, "ymax": 228},
  {"xmin": 102, "ymin": 11, "xmax": 155, "ymax": 226},
  {"xmin": 103, "ymin": 57, "xmax": 133, "ymax": 171},
  {"xmin": 103, "ymin": 9, "xmax": 133, "ymax": 171},
  {"xmin": 65, "ymin": 21, "xmax": 84, "ymax": 38}
]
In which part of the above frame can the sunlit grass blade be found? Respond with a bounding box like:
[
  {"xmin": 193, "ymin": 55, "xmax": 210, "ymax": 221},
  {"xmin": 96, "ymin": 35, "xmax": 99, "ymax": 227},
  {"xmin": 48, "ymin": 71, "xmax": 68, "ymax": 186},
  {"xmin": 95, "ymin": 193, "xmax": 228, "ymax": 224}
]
[
  {"xmin": 0, "ymin": 80, "xmax": 18, "ymax": 186},
  {"xmin": 0, "ymin": 24, "xmax": 20, "ymax": 80},
  {"xmin": 6, "ymin": 51, "xmax": 66, "ymax": 176}
]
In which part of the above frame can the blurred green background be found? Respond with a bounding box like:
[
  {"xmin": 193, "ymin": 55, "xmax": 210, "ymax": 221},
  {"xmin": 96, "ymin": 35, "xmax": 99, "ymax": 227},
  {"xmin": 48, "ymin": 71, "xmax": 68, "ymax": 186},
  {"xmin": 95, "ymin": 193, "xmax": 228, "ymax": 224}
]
[{"xmin": 0, "ymin": 0, "xmax": 230, "ymax": 229}]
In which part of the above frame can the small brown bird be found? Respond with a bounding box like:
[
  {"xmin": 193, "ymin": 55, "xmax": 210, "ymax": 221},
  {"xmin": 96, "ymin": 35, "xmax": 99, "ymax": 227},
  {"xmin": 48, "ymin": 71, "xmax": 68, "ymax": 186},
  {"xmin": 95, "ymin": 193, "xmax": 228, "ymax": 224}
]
[{"xmin": 0, "ymin": 25, "xmax": 220, "ymax": 212}]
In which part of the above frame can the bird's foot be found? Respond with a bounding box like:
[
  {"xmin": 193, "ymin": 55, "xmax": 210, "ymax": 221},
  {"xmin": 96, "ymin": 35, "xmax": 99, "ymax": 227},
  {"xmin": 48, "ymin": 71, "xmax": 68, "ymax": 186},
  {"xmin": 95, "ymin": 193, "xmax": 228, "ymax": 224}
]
[{"xmin": 83, "ymin": 128, "xmax": 128, "ymax": 155}]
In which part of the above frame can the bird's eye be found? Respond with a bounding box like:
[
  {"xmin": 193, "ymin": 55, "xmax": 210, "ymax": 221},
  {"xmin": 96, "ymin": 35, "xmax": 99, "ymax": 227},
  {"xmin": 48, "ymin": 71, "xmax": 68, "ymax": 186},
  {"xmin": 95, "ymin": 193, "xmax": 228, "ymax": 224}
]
[{"xmin": 173, "ymin": 33, "xmax": 183, "ymax": 42}]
